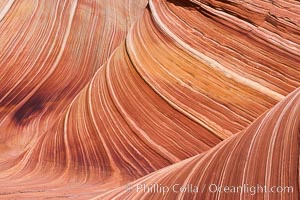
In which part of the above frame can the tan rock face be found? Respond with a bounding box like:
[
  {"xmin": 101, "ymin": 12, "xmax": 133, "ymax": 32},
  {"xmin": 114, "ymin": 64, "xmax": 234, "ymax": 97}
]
[{"xmin": 0, "ymin": 0, "xmax": 299, "ymax": 199}]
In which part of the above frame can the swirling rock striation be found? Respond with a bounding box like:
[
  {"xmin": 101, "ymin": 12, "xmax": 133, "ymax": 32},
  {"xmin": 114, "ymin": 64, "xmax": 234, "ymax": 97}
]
[
  {"xmin": 0, "ymin": 0, "xmax": 148, "ymax": 157},
  {"xmin": 0, "ymin": 0, "xmax": 299, "ymax": 199},
  {"xmin": 97, "ymin": 87, "xmax": 300, "ymax": 200}
]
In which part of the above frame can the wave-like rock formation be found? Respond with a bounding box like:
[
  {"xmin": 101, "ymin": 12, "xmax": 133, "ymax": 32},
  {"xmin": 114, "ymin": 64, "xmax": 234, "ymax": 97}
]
[
  {"xmin": 98, "ymin": 87, "xmax": 300, "ymax": 199},
  {"xmin": 0, "ymin": 0, "xmax": 299, "ymax": 199},
  {"xmin": 0, "ymin": 0, "xmax": 148, "ymax": 158}
]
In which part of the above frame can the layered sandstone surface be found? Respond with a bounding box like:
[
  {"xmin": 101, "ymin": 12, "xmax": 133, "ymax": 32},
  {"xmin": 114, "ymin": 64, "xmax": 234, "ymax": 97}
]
[{"xmin": 0, "ymin": 0, "xmax": 299, "ymax": 199}]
